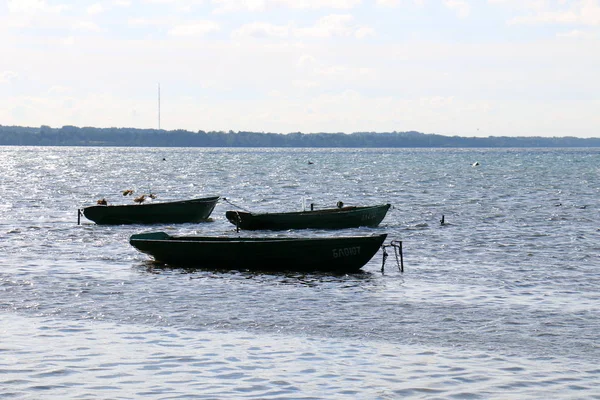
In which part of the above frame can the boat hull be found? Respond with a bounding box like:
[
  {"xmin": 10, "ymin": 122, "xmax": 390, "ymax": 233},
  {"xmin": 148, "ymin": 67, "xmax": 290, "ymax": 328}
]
[
  {"xmin": 82, "ymin": 196, "xmax": 220, "ymax": 225},
  {"xmin": 130, "ymin": 232, "xmax": 387, "ymax": 273},
  {"xmin": 225, "ymin": 204, "xmax": 391, "ymax": 231}
]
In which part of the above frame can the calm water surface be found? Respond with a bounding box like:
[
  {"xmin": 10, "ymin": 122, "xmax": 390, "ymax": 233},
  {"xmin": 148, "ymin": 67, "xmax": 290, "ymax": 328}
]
[{"xmin": 1, "ymin": 146, "xmax": 599, "ymax": 399}]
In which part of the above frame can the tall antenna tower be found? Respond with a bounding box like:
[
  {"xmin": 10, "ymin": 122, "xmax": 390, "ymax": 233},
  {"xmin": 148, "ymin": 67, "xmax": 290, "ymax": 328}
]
[{"xmin": 158, "ymin": 83, "xmax": 161, "ymax": 130}]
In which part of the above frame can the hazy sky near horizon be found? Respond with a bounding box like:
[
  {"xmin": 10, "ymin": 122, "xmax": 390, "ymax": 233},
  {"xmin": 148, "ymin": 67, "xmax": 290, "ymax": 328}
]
[{"xmin": 1, "ymin": 0, "xmax": 599, "ymax": 137}]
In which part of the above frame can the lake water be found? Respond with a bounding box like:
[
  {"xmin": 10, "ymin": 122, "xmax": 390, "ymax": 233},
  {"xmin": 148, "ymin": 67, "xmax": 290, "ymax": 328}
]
[{"xmin": 1, "ymin": 146, "xmax": 599, "ymax": 399}]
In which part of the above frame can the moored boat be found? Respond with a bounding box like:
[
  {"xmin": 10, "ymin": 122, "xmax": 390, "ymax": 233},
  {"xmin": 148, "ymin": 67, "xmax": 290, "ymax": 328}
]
[
  {"xmin": 81, "ymin": 196, "xmax": 220, "ymax": 225},
  {"xmin": 129, "ymin": 232, "xmax": 387, "ymax": 273},
  {"xmin": 225, "ymin": 203, "xmax": 391, "ymax": 231}
]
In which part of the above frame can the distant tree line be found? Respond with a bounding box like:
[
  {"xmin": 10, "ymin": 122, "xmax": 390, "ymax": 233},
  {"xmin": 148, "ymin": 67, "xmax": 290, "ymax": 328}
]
[{"xmin": 0, "ymin": 124, "xmax": 598, "ymax": 147}]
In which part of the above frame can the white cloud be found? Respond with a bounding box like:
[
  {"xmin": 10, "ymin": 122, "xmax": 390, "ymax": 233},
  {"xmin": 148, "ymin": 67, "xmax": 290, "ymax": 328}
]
[
  {"xmin": 212, "ymin": 0, "xmax": 361, "ymax": 13},
  {"xmin": 556, "ymin": 29, "xmax": 582, "ymax": 37},
  {"xmin": 376, "ymin": 0, "xmax": 424, "ymax": 7},
  {"xmin": 168, "ymin": 21, "xmax": 220, "ymax": 36},
  {"xmin": 5, "ymin": 0, "xmax": 72, "ymax": 31},
  {"xmin": 0, "ymin": 71, "xmax": 18, "ymax": 84},
  {"xmin": 292, "ymin": 79, "xmax": 318, "ymax": 88},
  {"xmin": 376, "ymin": 0, "xmax": 400, "ymax": 6},
  {"xmin": 419, "ymin": 95, "xmax": 456, "ymax": 107},
  {"xmin": 231, "ymin": 15, "xmax": 374, "ymax": 40},
  {"xmin": 296, "ymin": 53, "xmax": 376, "ymax": 85},
  {"xmin": 556, "ymin": 29, "xmax": 591, "ymax": 38},
  {"xmin": 580, "ymin": 0, "xmax": 600, "ymax": 25},
  {"xmin": 232, "ymin": 22, "xmax": 291, "ymax": 38},
  {"xmin": 495, "ymin": 0, "xmax": 600, "ymax": 26},
  {"xmin": 286, "ymin": 0, "xmax": 361, "ymax": 9},
  {"xmin": 142, "ymin": 0, "xmax": 204, "ymax": 9},
  {"xmin": 444, "ymin": 0, "xmax": 471, "ymax": 18},
  {"xmin": 313, "ymin": 65, "xmax": 375, "ymax": 83},
  {"xmin": 212, "ymin": 0, "xmax": 269, "ymax": 13},
  {"xmin": 73, "ymin": 21, "xmax": 101, "ymax": 31},
  {"xmin": 355, "ymin": 26, "xmax": 375, "ymax": 38},
  {"xmin": 62, "ymin": 36, "xmax": 76, "ymax": 45},
  {"xmin": 128, "ymin": 17, "xmax": 169, "ymax": 26},
  {"xmin": 87, "ymin": 3, "xmax": 104, "ymax": 15},
  {"xmin": 48, "ymin": 85, "xmax": 72, "ymax": 95},
  {"xmin": 295, "ymin": 14, "xmax": 357, "ymax": 38},
  {"xmin": 486, "ymin": 0, "xmax": 547, "ymax": 10},
  {"xmin": 508, "ymin": 10, "xmax": 578, "ymax": 25},
  {"xmin": 7, "ymin": 0, "xmax": 69, "ymax": 14},
  {"xmin": 297, "ymin": 54, "xmax": 318, "ymax": 68}
]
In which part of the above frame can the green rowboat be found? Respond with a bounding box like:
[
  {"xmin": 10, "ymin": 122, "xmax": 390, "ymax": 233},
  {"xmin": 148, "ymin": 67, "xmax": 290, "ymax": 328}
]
[
  {"xmin": 82, "ymin": 196, "xmax": 220, "ymax": 225},
  {"xmin": 226, "ymin": 203, "xmax": 391, "ymax": 231},
  {"xmin": 130, "ymin": 231, "xmax": 387, "ymax": 273}
]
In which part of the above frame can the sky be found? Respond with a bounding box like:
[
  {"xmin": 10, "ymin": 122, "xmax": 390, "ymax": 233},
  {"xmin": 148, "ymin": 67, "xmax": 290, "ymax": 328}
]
[{"xmin": 1, "ymin": 0, "xmax": 599, "ymax": 137}]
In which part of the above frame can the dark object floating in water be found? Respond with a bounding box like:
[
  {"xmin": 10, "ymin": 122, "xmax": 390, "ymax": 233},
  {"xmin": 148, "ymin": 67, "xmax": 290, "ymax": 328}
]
[
  {"xmin": 80, "ymin": 196, "xmax": 220, "ymax": 225},
  {"xmin": 129, "ymin": 231, "xmax": 388, "ymax": 273},
  {"xmin": 225, "ymin": 203, "xmax": 391, "ymax": 231}
]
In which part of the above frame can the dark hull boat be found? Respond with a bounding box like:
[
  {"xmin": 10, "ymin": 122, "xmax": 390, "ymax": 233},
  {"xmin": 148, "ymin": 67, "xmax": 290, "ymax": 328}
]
[
  {"xmin": 226, "ymin": 204, "xmax": 391, "ymax": 231},
  {"xmin": 130, "ymin": 232, "xmax": 387, "ymax": 273},
  {"xmin": 82, "ymin": 196, "xmax": 220, "ymax": 225}
]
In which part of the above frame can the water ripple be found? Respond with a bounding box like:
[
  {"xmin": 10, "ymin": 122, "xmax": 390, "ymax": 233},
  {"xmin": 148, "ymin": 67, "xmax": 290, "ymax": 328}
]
[{"xmin": 2, "ymin": 147, "xmax": 600, "ymax": 398}]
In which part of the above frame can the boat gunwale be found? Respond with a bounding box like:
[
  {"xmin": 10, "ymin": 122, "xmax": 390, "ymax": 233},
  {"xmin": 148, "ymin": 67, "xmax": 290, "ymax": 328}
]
[
  {"xmin": 84, "ymin": 196, "xmax": 220, "ymax": 210},
  {"xmin": 226, "ymin": 203, "xmax": 391, "ymax": 218},
  {"xmin": 130, "ymin": 233, "xmax": 388, "ymax": 244}
]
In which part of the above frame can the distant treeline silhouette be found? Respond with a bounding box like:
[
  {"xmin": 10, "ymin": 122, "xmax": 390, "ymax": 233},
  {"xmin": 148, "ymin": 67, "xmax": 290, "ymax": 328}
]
[{"xmin": 1, "ymin": 124, "xmax": 598, "ymax": 147}]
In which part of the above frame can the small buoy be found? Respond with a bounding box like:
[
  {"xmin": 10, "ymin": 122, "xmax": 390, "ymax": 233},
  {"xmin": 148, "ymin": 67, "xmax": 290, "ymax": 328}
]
[
  {"xmin": 308, "ymin": 161, "xmax": 313, "ymax": 165},
  {"xmin": 472, "ymin": 162, "xmax": 480, "ymax": 167},
  {"xmin": 440, "ymin": 215, "xmax": 445, "ymax": 225}
]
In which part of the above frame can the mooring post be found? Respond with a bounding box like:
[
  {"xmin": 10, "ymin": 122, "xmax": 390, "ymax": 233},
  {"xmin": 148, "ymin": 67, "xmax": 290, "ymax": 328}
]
[
  {"xmin": 399, "ymin": 241, "xmax": 404, "ymax": 272},
  {"xmin": 381, "ymin": 246, "xmax": 388, "ymax": 273}
]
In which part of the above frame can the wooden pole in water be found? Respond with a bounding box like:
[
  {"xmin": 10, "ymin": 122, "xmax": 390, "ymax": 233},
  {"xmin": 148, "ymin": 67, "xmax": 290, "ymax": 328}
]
[{"xmin": 399, "ymin": 241, "xmax": 404, "ymax": 272}]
